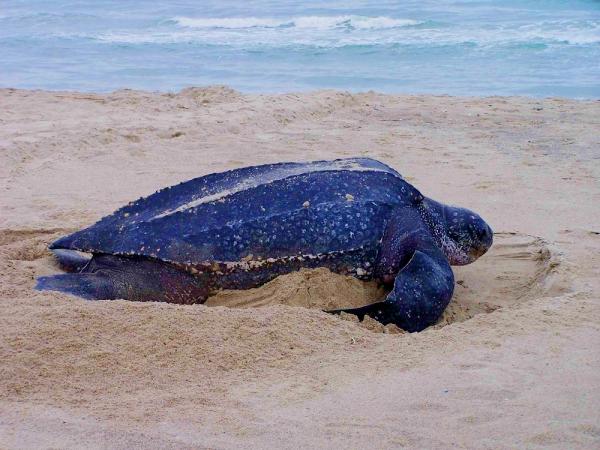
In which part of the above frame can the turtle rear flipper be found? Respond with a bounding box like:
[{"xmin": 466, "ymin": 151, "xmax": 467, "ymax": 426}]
[
  {"xmin": 51, "ymin": 249, "xmax": 92, "ymax": 273},
  {"xmin": 36, "ymin": 272, "xmax": 118, "ymax": 300},
  {"xmin": 37, "ymin": 254, "xmax": 210, "ymax": 303}
]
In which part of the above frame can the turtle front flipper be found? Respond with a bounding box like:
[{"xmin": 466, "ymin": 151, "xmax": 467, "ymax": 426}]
[
  {"xmin": 36, "ymin": 254, "xmax": 211, "ymax": 304},
  {"xmin": 328, "ymin": 205, "xmax": 454, "ymax": 332},
  {"xmin": 330, "ymin": 250, "xmax": 453, "ymax": 332}
]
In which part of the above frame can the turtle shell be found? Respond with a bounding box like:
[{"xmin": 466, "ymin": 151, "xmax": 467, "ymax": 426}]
[{"xmin": 51, "ymin": 158, "xmax": 422, "ymax": 265}]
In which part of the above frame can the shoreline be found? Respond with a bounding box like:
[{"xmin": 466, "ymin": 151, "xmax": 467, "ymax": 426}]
[
  {"xmin": 1, "ymin": 87, "xmax": 599, "ymax": 448},
  {"xmin": 3, "ymin": 86, "xmax": 599, "ymax": 102}
]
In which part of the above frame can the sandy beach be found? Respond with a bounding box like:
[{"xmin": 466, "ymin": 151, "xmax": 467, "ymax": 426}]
[{"xmin": 1, "ymin": 87, "xmax": 599, "ymax": 448}]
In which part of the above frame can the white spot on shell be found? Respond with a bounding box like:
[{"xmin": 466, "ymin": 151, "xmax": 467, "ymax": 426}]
[{"xmin": 303, "ymin": 201, "xmax": 310, "ymax": 208}]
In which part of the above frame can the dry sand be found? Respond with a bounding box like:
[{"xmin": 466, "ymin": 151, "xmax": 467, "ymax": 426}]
[{"xmin": 0, "ymin": 87, "xmax": 599, "ymax": 449}]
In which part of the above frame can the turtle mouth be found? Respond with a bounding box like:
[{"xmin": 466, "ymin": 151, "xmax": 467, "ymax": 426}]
[
  {"xmin": 470, "ymin": 227, "xmax": 494, "ymax": 260},
  {"xmin": 469, "ymin": 246, "xmax": 488, "ymax": 260},
  {"xmin": 449, "ymin": 243, "xmax": 491, "ymax": 266},
  {"xmin": 451, "ymin": 249, "xmax": 473, "ymax": 266}
]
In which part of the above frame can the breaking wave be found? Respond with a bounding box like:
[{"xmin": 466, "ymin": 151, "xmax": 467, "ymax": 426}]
[
  {"xmin": 172, "ymin": 15, "xmax": 423, "ymax": 30},
  {"xmin": 96, "ymin": 19, "xmax": 600, "ymax": 47}
]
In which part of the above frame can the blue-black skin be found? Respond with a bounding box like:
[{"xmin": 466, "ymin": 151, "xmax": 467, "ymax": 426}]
[{"xmin": 36, "ymin": 158, "xmax": 493, "ymax": 332}]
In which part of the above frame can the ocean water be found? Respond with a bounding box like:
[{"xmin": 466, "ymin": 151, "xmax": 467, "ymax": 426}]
[{"xmin": 1, "ymin": 0, "xmax": 599, "ymax": 97}]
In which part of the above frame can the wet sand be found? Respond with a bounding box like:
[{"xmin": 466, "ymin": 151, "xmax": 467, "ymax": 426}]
[{"xmin": 1, "ymin": 87, "xmax": 599, "ymax": 448}]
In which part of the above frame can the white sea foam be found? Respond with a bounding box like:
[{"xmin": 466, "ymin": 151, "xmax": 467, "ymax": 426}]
[
  {"xmin": 96, "ymin": 17, "xmax": 600, "ymax": 47},
  {"xmin": 174, "ymin": 16, "xmax": 289, "ymax": 29},
  {"xmin": 173, "ymin": 15, "xmax": 422, "ymax": 31},
  {"xmin": 517, "ymin": 20, "xmax": 600, "ymax": 45}
]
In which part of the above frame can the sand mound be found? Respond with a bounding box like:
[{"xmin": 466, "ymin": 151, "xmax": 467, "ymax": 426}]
[
  {"xmin": 205, "ymin": 268, "xmax": 386, "ymax": 310},
  {"xmin": 177, "ymin": 85, "xmax": 242, "ymax": 105}
]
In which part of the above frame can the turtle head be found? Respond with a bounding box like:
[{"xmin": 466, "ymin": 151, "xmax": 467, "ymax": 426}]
[{"xmin": 420, "ymin": 198, "xmax": 493, "ymax": 265}]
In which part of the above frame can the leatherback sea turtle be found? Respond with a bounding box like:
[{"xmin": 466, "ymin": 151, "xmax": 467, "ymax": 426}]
[{"xmin": 37, "ymin": 158, "xmax": 492, "ymax": 332}]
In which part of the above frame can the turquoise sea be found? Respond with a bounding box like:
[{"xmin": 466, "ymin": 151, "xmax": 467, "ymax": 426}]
[{"xmin": 1, "ymin": 1, "xmax": 599, "ymax": 97}]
